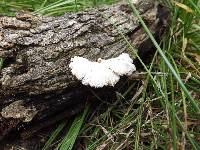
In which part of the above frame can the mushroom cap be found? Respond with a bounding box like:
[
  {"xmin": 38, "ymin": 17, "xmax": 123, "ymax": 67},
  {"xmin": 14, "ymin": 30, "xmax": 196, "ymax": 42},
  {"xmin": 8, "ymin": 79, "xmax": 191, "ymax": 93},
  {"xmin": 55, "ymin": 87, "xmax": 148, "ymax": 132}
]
[{"xmin": 69, "ymin": 53, "xmax": 136, "ymax": 88}]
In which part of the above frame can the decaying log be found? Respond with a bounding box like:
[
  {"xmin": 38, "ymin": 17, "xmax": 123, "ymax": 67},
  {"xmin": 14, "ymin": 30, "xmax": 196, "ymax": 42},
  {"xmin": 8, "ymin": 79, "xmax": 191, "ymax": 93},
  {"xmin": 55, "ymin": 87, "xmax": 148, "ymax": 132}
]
[{"xmin": 0, "ymin": 0, "xmax": 170, "ymax": 142}]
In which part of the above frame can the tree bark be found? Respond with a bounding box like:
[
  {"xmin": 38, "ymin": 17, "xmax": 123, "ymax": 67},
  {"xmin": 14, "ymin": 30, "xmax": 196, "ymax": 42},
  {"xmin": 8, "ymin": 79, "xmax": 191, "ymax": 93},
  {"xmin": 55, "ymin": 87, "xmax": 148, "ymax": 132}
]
[{"xmin": 0, "ymin": 0, "xmax": 170, "ymax": 141}]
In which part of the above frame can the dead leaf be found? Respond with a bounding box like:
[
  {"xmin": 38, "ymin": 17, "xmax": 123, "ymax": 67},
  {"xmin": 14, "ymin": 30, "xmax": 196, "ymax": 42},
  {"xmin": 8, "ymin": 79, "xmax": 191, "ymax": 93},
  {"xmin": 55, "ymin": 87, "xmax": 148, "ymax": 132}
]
[{"xmin": 173, "ymin": 1, "xmax": 194, "ymax": 13}]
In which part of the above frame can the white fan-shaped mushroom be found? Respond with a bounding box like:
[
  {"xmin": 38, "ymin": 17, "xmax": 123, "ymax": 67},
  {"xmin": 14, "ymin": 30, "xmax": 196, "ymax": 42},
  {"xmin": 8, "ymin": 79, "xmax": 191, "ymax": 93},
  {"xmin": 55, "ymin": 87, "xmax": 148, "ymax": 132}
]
[{"xmin": 69, "ymin": 53, "xmax": 136, "ymax": 88}]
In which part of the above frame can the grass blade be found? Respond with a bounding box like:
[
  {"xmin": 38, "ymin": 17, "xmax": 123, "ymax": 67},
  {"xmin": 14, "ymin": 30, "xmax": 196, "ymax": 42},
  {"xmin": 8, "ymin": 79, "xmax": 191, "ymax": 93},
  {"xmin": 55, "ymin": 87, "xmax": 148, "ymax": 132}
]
[
  {"xmin": 43, "ymin": 122, "xmax": 66, "ymax": 150},
  {"xmin": 58, "ymin": 104, "xmax": 89, "ymax": 150},
  {"xmin": 128, "ymin": 0, "xmax": 200, "ymax": 113}
]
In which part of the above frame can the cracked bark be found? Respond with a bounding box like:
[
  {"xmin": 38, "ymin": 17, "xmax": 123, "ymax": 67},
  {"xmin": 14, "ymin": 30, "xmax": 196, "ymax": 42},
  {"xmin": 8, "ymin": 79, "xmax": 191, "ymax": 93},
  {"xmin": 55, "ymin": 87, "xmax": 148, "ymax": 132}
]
[{"xmin": 0, "ymin": 0, "xmax": 170, "ymax": 143}]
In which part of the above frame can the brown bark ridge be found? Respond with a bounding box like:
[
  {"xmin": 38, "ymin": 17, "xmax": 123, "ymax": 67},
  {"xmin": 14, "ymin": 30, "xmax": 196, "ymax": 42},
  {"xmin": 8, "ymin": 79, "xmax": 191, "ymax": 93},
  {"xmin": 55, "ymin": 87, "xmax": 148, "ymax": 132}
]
[{"xmin": 0, "ymin": 0, "xmax": 170, "ymax": 141}]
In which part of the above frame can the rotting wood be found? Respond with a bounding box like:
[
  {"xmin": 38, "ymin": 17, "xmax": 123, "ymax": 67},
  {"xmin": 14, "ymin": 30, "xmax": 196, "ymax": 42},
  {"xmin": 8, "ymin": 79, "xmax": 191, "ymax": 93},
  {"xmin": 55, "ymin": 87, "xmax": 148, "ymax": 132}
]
[{"xmin": 0, "ymin": 0, "xmax": 170, "ymax": 143}]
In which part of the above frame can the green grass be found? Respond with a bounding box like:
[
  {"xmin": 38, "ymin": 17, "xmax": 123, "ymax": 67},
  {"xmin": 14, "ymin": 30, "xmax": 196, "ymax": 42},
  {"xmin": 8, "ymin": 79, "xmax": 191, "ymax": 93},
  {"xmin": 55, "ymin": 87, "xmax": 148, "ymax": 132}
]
[
  {"xmin": 1, "ymin": 0, "xmax": 200, "ymax": 149},
  {"xmin": 58, "ymin": 105, "xmax": 89, "ymax": 150},
  {"xmin": 0, "ymin": 0, "xmax": 119, "ymax": 16}
]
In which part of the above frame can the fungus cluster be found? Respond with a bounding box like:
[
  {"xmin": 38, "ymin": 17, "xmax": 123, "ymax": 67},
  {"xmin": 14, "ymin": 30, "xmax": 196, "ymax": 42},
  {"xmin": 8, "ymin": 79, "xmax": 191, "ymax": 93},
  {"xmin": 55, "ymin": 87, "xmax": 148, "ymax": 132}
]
[{"xmin": 69, "ymin": 53, "xmax": 136, "ymax": 88}]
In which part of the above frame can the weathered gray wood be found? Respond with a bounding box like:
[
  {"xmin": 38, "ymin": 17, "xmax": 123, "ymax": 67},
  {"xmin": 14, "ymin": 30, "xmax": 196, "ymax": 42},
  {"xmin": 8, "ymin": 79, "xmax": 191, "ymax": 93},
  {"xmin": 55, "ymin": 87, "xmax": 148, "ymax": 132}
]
[
  {"xmin": 0, "ymin": 0, "xmax": 168, "ymax": 97},
  {"xmin": 0, "ymin": 0, "xmax": 170, "ymax": 141}
]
